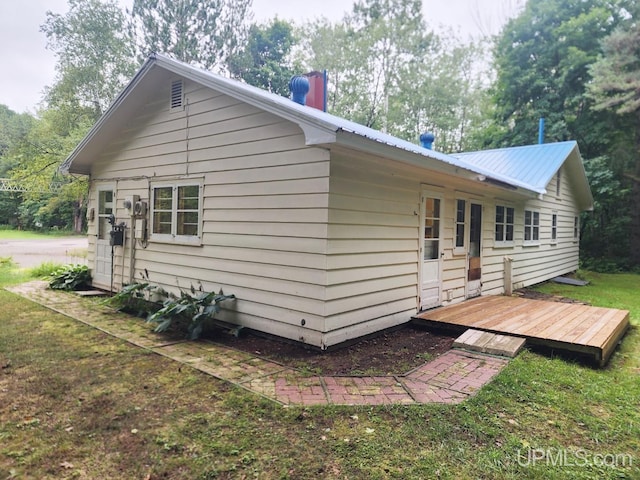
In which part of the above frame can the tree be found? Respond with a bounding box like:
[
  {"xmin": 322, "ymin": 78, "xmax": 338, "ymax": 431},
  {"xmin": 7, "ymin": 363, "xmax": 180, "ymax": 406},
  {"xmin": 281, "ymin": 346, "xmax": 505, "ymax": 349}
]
[
  {"xmin": 17, "ymin": 0, "xmax": 138, "ymax": 233},
  {"xmin": 487, "ymin": 0, "xmax": 633, "ymax": 155},
  {"xmin": 228, "ymin": 19, "xmax": 299, "ymax": 96},
  {"xmin": 588, "ymin": 7, "xmax": 640, "ymax": 267},
  {"xmin": 42, "ymin": 0, "xmax": 137, "ymax": 119},
  {"xmin": 128, "ymin": 0, "xmax": 253, "ymax": 72},
  {"xmin": 299, "ymin": 0, "xmax": 488, "ymax": 151},
  {"xmin": 485, "ymin": 0, "xmax": 637, "ymax": 269}
]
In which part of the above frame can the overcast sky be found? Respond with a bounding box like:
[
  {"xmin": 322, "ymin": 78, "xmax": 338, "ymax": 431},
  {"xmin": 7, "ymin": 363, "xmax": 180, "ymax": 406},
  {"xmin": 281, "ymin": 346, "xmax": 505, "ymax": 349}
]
[{"xmin": 0, "ymin": 0, "xmax": 520, "ymax": 114}]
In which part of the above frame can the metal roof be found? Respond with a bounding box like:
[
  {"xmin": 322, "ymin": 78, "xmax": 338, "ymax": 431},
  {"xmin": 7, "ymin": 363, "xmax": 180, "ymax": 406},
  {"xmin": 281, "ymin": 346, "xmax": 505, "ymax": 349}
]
[
  {"xmin": 452, "ymin": 142, "xmax": 578, "ymax": 194},
  {"xmin": 61, "ymin": 53, "xmax": 593, "ymax": 210}
]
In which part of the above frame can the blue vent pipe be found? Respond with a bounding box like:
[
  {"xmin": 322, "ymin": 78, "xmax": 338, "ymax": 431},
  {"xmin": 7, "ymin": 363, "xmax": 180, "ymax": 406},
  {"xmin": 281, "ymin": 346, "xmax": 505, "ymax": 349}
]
[
  {"xmin": 289, "ymin": 75, "xmax": 310, "ymax": 105},
  {"xmin": 420, "ymin": 132, "xmax": 435, "ymax": 150},
  {"xmin": 538, "ymin": 117, "xmax": 545, "ymax": 144}
]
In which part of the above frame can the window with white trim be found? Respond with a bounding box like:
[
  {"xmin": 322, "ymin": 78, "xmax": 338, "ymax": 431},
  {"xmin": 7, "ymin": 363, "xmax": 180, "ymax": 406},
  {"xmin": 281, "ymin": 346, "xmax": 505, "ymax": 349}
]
[
  {"xmin": 495, "ymin": 205, "xmax": 514, "ymax": 245},
  {"xmin": 455, "ymin": 199, "xmax": 466, "ymax": 249},
  {"xmin": 151, "ymin": 181, "xmax": 202, "ymax": 244},
  {"xmin": 551, "ymin": 212, "xmax": 557, "ymax": 244},
  {"xmin": 574, "ymin": 216, "xmax": 579, "ymax": 241},
  {"xmin": 524, "ymin": 209, "xmax": 540, "ymax": 244},
  {"xmin": 556, "ymin": 168, "xmax": 562, "ymax": 197}
]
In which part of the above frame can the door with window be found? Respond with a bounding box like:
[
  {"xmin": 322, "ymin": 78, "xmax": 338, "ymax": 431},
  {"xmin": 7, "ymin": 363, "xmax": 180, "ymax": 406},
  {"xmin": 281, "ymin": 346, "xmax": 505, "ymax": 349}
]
[
  {"xmin": 420, "ymin": 193, "xmax": 443, "ymax": 309},
  {"xmin": 94, "ymin": 186, "xmax": 115, "ymax": 289},
  {"xmin": 467, "ymin": 203, "xmax": 482, "ymax": 298}
]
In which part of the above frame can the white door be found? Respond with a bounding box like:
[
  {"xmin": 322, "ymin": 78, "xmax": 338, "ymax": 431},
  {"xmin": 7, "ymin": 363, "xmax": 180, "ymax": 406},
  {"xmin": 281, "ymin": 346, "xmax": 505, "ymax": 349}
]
[
  {"xmin": 420, "ymin": 194, "xmax": 443, "ymax": 309},
  {"xmin": 94, "ymin": 186, "xmax": 114, "ymax": 289},
  {"xmin": 467, "ymin": 202, "xmax": 482, "ymax": 298}
]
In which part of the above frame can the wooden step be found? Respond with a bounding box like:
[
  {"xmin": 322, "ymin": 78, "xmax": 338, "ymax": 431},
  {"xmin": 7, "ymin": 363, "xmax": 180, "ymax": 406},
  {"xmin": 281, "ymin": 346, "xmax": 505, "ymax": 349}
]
[{"xmin": 453, "ymin": 329, "xmax": 526, "ymax": 358}]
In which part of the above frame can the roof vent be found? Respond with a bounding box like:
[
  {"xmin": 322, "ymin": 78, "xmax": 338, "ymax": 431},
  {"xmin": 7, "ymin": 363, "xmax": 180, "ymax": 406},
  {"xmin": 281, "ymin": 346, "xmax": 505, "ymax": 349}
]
[
  {"xmin": 289, "ymin": 75, "xmax": 310, "ymax": 105},
  {"xmin": 420, "ymin": 132, "xmax": 435, "ymax": 150},
  {"xmin": 170, "ymin": 80, "xmax": 184, "ymax": 111}
]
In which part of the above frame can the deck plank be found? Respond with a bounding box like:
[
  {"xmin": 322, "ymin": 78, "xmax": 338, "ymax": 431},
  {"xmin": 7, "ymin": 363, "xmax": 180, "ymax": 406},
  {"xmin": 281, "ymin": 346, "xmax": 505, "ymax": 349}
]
[{"xmin": 414, "ymin": 296, "xmax": 630, "ymax": 366}]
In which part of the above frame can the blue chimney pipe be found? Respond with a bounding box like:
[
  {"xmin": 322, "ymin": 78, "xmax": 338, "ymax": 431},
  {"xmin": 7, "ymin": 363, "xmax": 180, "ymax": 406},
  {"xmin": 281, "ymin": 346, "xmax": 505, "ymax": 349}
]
[
  {"xmin": 538, "ymin": 117, "xmax": 545, "ymax": 144},
  {"xmin": 420, "ymin": 132, "xmax": 435, "ymax": 150}
]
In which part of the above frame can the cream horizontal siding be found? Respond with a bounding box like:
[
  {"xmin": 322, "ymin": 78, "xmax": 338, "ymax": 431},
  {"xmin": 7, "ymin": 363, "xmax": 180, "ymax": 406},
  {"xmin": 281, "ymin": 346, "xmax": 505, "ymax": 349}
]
[
  {"xmin": 480, "ymin": 169, "xmax": 582, "ymax": 296},
  {"xmin": 323, "ymin": 152, "xmax": 421, "ymax": 343},
  {"xmin": 85, "ymin": 78, "xmax": 333, "ymax": 347}
]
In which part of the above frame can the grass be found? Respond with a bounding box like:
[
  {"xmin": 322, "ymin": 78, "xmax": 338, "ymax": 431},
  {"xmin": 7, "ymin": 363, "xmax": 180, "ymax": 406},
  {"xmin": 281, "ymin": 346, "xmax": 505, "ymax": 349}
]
[
  {"xmin": 0, "ymin": 264, "xmax": 638, "ymax": 479},
  {"xmin": 0, "ymin": 229, "xmax": 80, "ymax": 240}
]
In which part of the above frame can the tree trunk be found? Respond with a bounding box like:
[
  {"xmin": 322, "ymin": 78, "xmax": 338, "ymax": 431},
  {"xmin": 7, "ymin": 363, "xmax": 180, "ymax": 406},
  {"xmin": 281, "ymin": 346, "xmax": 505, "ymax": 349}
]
[{"xmin": 73, "ymin": 199, "xmax": 84, "ymax": 234}]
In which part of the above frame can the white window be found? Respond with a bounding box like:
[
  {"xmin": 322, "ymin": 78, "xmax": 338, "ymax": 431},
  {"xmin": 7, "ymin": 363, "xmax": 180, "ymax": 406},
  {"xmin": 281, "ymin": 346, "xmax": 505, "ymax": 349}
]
[
  {"xmin": 455, "ymin": 199, "xmax": 466, "ymax": 250},
  {"xmin": 551, "ymin": 212, "xmax": 557, "ymax": 244},
  {"xmin": 574, "ymin": 216, "xmax": 579, "ymax": 241},
  {"xmin": 495, "ymin": 205, "xmax": 514, "ymax": 245},
  {"xmin": 556, "ymin": 169, "xmax": 562, "ymax": 197},
  {"xmin": 151, "ymin": 181, "xmax": 202, "ymax": 244},
  {"xmin": 524, "ymin": 209, "xmax": 540, "ymax": 244}
]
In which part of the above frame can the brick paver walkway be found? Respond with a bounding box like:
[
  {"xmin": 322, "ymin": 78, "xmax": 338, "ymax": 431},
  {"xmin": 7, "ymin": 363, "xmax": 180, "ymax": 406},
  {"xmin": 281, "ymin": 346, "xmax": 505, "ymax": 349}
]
[{"xmin": 7, "ymin": 281, "xmax": 510, "ymax": 406}]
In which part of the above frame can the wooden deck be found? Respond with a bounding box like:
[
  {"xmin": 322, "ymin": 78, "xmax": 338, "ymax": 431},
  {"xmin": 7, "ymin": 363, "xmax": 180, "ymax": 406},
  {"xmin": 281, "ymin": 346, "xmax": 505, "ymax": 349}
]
[{"xmin": 413, "ymin": 296, "xmax": 630, "ymax": 366}]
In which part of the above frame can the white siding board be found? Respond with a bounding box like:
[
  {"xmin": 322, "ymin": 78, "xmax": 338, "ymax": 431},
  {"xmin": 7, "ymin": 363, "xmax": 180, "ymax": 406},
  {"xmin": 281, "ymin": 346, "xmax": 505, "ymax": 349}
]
[
  {"xmin": 204, "ymin": 221, "xmax": 327, "ymax": 238},
  {"xmin": 203, "ymin": 233, "xmax": 327, "ymax": 255},
  {"xmin": 325, "ymin": 274, "xmax": 417, "ymax": 300},
  {"xmin": 325, "ymin": 298, "xmax": 417, "ymax": 331},
  {"xmin": 206, "ymin": 193, "xmax": 328, "ymax": 210},
  {"xmin": 205, "ymin": 162, "xmax": 330, "ymax": 185},
  {"xmin": 327, "ymin": 239, "xmax": 418, "ymax": 254},
  {"xmin": 206, "ymin": 178, "xmax": 330, "ymax": 197},
  {"xmin": 204, "ymin": 208, "xmax": 328, "ymax": 224}
]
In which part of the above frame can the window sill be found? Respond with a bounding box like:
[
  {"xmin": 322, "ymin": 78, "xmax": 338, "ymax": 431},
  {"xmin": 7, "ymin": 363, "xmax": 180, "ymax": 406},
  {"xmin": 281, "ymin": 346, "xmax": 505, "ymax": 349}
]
[
  {"xmin": 523, "ymin": 242, "xmax": 541, "ymax": 247},
  {"xmin": 493, "ymin": 242, "xmax": 515, "ymax": 249},
  {"xmin": 149, "ymin": 234, "xmax": 202, "ymax": 246}
]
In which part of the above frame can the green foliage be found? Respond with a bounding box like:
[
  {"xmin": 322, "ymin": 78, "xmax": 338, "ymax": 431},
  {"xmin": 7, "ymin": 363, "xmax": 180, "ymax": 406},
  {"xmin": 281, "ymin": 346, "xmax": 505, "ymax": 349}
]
[
  {"xmin": 29, "ymin": 261, "xmax": 64, "ymax": 278},
  {"xmin": 229, "ymin": 19, "xmax": 300, "ymax": 96},
  {"xmin": 129, "ymin": 0, "xmax": 252, "ymax": 72},
  {"xmin": 147, "ymin": 285, "xmax": 235, "ymax": 340},
  {"xmin": 48, "ymin": 264, "xmax": 91, "ymax": 291},
  {"xmin": 105, "ymin": 282, "xmax": 163, "ymax": 318},
  {"xmin": 42, "ymin": 0, "xmax": 137, "ymax": 118},
  {"xmin": 299, "ymin": 0, "xmax": 489, "ymax": 151},
  {"xmin": 488, "ymin": 0, "xmax": 632, "ymax": 154}
]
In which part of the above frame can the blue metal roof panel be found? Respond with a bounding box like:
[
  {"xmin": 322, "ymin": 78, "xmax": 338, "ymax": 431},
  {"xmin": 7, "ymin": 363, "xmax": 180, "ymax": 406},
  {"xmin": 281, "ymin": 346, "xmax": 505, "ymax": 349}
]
[{"xmin": 452, "ymin": 142, "xmax": 578, "ymax": 193}]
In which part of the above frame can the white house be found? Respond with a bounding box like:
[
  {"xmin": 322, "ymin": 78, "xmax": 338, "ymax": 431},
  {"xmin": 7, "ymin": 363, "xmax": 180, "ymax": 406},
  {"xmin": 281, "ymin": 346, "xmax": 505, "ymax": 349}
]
[{"xmin": 62, "ymin": 53, "xmax": 593, "ymax": 349}]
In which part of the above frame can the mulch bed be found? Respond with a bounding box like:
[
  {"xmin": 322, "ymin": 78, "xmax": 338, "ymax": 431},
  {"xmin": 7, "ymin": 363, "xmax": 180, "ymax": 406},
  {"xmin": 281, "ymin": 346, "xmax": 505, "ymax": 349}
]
[{"xmin": 207, "ymin": 288, "xmax": 581, "ymax": 376}]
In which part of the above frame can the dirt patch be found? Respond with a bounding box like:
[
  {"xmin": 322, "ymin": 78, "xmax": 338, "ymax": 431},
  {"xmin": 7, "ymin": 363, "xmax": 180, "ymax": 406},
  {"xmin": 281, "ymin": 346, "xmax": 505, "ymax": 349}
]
[
  {"xmin": 209, "ymin": 289, "xmax": 589, "ymax": 376},
  {"xmin": 513, "ymin": 287, "xmax": 591, "ymax": 304},
  {"xmin": 210, "ymin": 323, "xmax": 456, "ymax": 376}
]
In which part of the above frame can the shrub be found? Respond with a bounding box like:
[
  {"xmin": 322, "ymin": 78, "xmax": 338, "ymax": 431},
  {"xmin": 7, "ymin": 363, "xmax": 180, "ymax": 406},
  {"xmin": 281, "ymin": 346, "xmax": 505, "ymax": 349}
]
[
  {"xmin": 48, "ymin": 264, "xmax": 91, "ymax": 291},
  {"xmin": 147, "ymin": 286, "xmax": 235, "ymax": 340},
  {"xmin": 104, "ymin": 282, "xmax": 164, "ymax": 318}
]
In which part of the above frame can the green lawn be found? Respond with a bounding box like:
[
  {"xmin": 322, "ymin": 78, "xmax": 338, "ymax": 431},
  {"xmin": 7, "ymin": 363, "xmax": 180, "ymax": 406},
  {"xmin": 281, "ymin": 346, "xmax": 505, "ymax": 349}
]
[
  {"xmin": 0, "ymin": 265, "xmax": 638, "ymax": 479},
  {"xmin": 0, "ymin": 229, "xmax": 80, "ymax": 240}
]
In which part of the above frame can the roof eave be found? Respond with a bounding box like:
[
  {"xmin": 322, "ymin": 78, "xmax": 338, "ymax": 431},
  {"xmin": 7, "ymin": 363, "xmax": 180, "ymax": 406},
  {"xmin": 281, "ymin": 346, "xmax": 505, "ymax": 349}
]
[{"xmin": 60, "ymin": 56, "xmax": 158, "ymax": 175}]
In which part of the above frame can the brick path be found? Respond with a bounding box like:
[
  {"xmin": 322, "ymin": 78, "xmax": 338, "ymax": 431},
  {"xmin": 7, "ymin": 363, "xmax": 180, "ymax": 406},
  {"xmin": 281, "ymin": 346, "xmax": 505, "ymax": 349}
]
[{"xmin": 6, "ymin": 281, "xmax": 509, "ymax": 406}]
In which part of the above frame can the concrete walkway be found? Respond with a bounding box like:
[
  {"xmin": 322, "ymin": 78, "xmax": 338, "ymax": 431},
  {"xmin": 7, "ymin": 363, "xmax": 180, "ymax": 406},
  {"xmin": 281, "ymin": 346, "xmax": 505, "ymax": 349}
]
[{"xmin": 7, "ymin": 281, "xmax": 510, "ymax": 406}]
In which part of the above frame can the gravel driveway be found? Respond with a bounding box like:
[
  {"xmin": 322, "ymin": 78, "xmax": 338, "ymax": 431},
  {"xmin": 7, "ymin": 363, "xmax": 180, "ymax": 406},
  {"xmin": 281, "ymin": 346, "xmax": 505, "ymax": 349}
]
[{"xmin": 0, "ymin": 236, "xmax": 88, "ymax": 268}]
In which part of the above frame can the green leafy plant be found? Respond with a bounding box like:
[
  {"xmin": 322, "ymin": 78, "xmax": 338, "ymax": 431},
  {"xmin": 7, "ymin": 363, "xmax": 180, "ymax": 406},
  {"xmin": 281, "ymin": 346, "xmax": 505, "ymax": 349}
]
[
  {"xmin": 48, "ymin": 264, "xmax": 91, "ymax": 291},
  {"xmin": 30, "ymin": 261, "xmax": 63, "ymax": 278},
  {"xmin": 147, "ymin": 285, "xmax": 235, "ymax": 340},
  {"xmin": 104, "ymin": 282, "xmax": 164, "ymax": 318}
]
